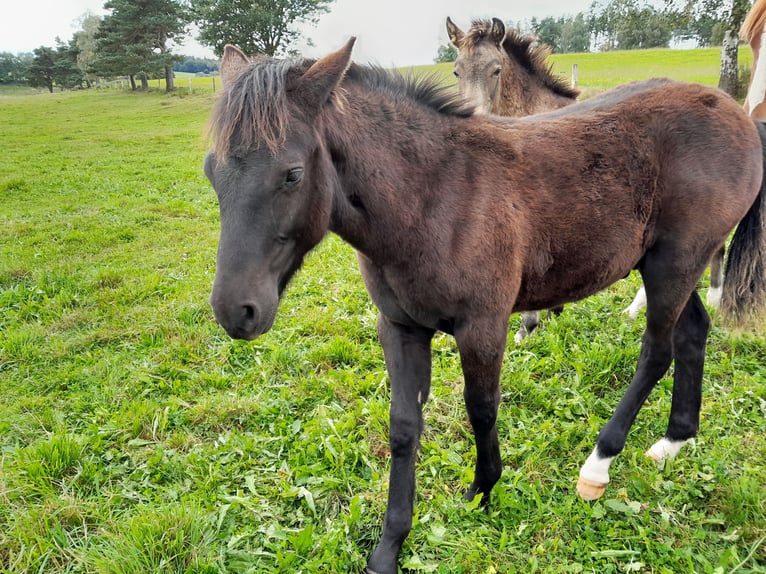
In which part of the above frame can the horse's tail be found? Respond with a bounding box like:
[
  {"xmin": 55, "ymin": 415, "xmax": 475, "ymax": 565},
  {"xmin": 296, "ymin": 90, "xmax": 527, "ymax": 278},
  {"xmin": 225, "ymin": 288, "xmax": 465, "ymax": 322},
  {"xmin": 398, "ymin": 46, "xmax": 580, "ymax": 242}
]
[{"xmin": 720, "ymin": 120, "xmax": 766, "ymax": 324}]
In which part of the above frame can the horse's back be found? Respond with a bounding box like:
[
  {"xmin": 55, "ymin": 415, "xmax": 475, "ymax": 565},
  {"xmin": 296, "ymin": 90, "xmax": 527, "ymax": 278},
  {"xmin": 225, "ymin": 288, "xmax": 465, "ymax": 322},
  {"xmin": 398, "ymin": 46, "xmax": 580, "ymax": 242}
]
[{"xmin": 488, "ymin": 79, "xmax": 763, "ymax": 311}]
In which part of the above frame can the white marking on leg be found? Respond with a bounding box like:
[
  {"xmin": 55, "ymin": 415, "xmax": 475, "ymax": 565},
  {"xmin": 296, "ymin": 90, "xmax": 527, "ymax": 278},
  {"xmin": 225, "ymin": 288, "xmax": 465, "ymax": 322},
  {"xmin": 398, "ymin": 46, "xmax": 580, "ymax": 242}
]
[
  {"xmin": 646, "ymin": 437, "xmax": 689, "ymax": 462},
  {"xmin": 579, "ymin": 447, "xmax": 615, "ymax": 486},
  {"xmin": 625, "ymin": 286, "xmax": 647, "ymax": 320},
  {"xmin": 513, "ymin": 326, "xmax": 526, "ymax": 345},
  {"xmin": 706, "ymin": 286, "xmax": 722, "ymax": 308}
]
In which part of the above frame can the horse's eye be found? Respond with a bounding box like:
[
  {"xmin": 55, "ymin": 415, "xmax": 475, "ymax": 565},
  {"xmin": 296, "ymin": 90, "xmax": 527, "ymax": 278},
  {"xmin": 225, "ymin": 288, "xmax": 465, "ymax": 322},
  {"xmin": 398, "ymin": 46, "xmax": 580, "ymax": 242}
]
[
  {"xmin": 285, "ymin": 167, "xmax": 304, "ymax": 187},
  {"xmin": 453, "ymin": 70, "xmax": 460, "ymax": 78},
  {"xmin": 493, "ymin": 67, "xmax": 502, "ymax": 77}
]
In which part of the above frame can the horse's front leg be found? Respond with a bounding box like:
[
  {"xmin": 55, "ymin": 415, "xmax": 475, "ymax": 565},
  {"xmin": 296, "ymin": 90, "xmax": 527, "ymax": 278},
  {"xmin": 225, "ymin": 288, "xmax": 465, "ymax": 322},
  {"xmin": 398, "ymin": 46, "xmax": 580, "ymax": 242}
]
[
  {"xmin": 367, "ymin": 315, "xmax": 434, "ymax": 574},
  {"xmin": 455, "ymin": 319, "xmax": 507, "ymax": 504}
]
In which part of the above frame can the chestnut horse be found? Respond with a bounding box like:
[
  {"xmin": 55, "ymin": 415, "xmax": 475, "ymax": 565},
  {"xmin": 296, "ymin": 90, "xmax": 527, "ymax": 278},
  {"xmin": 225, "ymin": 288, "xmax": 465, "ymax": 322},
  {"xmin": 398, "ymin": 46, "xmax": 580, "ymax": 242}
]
[
  {"xmin": 447, "ymin": 16, "xmax": 729, "ymax": 330},
  {"xmin": 743, "ymin": 0, "xmax": 766, "ymax": 120},
  {"xmin": 204, "ymin": 40, "xmax": 766, "ymax": 574},
  {"xmin": 447, "ymin": 16, "xmax": 578, "ymax": 342}
]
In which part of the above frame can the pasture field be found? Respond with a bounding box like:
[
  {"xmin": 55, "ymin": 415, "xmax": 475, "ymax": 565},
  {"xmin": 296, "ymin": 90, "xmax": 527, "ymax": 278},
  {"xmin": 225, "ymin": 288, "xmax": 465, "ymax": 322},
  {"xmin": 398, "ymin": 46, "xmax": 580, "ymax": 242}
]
[
  {"xmin": 1, "ymin": 47, "xmax": 765, "ymax": 573},
  {"xmin": 138, "ymin": 46, "xmax": 753, "ymax": 96}
]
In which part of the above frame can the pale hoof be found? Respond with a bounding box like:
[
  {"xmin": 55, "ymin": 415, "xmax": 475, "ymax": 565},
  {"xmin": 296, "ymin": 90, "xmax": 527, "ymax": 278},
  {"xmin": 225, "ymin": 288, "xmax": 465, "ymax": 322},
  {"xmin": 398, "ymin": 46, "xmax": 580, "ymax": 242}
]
[
  {"xmin": 644, "ymin": 447, "xmax": 663, "ymax": 462},
  {"xmin": 576, "ymin": 477, "xmax": 607, "ymax": 501},
  {"xmin": 624, "ymin": 306, "xmax": 640, "ymax": 320}
]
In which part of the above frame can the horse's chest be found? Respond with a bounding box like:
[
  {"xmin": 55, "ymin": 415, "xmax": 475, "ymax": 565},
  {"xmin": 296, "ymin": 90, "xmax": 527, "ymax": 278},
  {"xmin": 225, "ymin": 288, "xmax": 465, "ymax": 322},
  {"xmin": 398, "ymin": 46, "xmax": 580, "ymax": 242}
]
[{"xmin": 357, "ymin": 255, "xmax": 458, "ymax": 333}]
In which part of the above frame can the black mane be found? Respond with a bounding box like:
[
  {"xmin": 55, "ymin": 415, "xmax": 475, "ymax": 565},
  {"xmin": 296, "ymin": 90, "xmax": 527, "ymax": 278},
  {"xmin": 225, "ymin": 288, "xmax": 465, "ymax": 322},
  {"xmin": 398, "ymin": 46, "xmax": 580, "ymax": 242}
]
[
  {"xmin": 210, "ymin": 56, "xmax": 475, "ymax": 159},
  {"xmin": 342, "ymin": 62, "xmax": 475, "ymax": 118}
]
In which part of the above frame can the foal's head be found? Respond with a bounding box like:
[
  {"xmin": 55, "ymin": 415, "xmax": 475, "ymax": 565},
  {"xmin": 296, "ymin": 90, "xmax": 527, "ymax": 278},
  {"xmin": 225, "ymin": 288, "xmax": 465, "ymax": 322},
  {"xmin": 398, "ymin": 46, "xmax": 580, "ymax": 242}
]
[
  {"xmin": 205, "ymin": 42, "xmax": 354, "ymax": 340},
  {"xmin": 447, "ymin": 17, "xmax": 508, "ymax": 114},
  {"xmin": 446, "ymin": 17, "xmax": 577, "ymax": 116}
]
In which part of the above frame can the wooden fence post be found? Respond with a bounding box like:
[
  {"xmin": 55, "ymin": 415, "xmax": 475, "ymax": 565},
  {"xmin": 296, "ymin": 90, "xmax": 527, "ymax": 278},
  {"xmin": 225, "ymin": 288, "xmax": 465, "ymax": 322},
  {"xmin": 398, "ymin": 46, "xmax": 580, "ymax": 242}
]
[{"xmin": 571, "ymin": 64, "xmax": 578, "ymax": 88}]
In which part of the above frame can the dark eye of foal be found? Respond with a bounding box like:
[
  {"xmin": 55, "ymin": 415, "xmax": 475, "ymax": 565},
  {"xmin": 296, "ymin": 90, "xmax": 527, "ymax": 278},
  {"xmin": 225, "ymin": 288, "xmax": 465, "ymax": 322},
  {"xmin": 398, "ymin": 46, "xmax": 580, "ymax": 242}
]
[
  {"xmin": 493, "ymin": 67, "xmax": 502, "ymax": 77},
  {"xmin": 285, "ymin": 167, "xmax": 304, "ymax": 187}
]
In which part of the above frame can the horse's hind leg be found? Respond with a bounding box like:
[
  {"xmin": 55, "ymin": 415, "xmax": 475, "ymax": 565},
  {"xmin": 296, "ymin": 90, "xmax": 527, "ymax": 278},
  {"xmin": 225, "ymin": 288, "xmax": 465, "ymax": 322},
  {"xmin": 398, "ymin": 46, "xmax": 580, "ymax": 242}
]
[
  {"xmin": 646, "ymin": 291, "xmax": 709, "ymax": 461},
  {"xmin": 578, "ymin": 256, "xmax": 703, "ymax": 500},
  {"xmin": 368, "ymin": 315, "xmax": 434, "ymax": 574},
  {"xmin": 514, "ymin": 310, "xmax": 540, "ymax": 344},
  {"xmin": 705, "ymin": 245, "xmax": 726, "ymax": 308},
  {"xmin": 514, "ymin": 306, "xmax": 565, "ymax": 344}
]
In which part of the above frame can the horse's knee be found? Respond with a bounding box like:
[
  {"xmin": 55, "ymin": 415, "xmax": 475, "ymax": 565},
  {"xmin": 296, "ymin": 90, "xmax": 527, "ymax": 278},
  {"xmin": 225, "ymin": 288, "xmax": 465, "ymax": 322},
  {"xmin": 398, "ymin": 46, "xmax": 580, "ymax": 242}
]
[
  {"xmin": 463, "ymin": 390, "xmax": 499, "ymax": 432},
  {"xmin": 388, "ymin": 416, "xmax": 421, "ymax": 457}
]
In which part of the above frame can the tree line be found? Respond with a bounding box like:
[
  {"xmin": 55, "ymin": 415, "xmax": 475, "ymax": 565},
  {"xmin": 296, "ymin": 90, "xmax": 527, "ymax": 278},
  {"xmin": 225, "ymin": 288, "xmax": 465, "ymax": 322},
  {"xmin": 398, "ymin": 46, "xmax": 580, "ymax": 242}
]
[
  {"xmin": 2, "ymin": 0, "xmax": 334, "ymax": 93},
  {"xmin": 438, "ymin": 0, "xmax": 749, "ymax": 57},
  {"xmin": 1, "ymin": 0, "xmax": 752, "ymax": 94}
]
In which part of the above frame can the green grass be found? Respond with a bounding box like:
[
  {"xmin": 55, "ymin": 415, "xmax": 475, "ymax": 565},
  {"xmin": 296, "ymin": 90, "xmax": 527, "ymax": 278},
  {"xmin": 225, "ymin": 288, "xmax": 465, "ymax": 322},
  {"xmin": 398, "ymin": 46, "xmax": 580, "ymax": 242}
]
[{"xmin": 1, "ymin": 48, "xmax": 765, "ymax": 573}]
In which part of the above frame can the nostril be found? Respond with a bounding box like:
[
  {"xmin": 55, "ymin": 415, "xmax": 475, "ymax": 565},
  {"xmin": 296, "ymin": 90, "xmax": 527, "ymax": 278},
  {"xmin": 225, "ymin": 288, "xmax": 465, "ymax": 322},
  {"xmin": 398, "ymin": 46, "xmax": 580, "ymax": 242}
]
[{"xmin": 242, "ymin": 304, "xmax": 256, "ymax": 322}]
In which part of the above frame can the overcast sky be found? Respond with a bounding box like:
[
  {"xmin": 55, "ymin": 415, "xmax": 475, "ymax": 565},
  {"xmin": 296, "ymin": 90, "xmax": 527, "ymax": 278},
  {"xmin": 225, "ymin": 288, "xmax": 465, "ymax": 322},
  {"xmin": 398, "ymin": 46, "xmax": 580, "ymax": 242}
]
[{"xmin": 1, "ymin": 0, "xmax": 595, "ymax": 67}]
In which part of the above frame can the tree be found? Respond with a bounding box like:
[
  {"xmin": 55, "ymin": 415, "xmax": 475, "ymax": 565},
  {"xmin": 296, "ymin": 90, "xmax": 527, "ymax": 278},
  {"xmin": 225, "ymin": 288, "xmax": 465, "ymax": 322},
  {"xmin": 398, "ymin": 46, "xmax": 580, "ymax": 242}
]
[
  {"xmin": 718, "ymin": 0, "xmax": 750, "ymax": 96},
  {"xmin": 616, "ymin": 5, "xmax": 673, "ymax": 48},
  {"xmin": 190, "ymin": 0, "xmax": 335, "ymax": 57},
  {"xmin": 91, "ymin": 3, "xmax": 150, "ymax": 90},
  {"xmin": 74, "ymin": 12, "xmax": 102, "ymax": 87},
  {"xmin": 530, "ymin": 14, "xmax": 591, "ymax": 53},
  {"xmin": 139, "ymin": 0, "xmax": 190, "ymax": 90},
  {"xmin": 28, "ymin": 46, "xmax": 56, "ymax": 92},
  {"xmin": 532, "ymin": 16, "xmax": 564, "ymax": 52},
  {"xmin": 663, "ymin": 0, "xmax": 729, "ymax": 47},
  {"xmin": 91, "ymin": 0, "xmax": 189, "ymax": 91},
  {"xmin": 53, "ymin": 39, "xmax": 84, "ymax": 89},
  {"xmin": 0, "ymin": 52, "xmax": 32, "ymax": 84},
  {"xmin": 589, "ymin": 0, "xmax": 673, "ymax": 50},
  {"xmin": 434, "ymin": 43, "xmax": 457, "ymax": 63},
  {"xmin": 174, "ymin": 55, "xmax": 219, "ymax": 74},
  {"xmin": 560, "ymin": 13, "xmax": 591, "ymax": 52}
]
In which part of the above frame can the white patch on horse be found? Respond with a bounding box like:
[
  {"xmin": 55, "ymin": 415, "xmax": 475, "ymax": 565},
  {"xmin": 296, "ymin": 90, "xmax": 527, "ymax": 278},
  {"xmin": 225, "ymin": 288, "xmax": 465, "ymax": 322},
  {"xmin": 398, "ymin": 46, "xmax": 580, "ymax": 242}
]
[
  {"xmin": 645, "ymin": 437, "xmax": 689, "ymax": 462},
  {"xmin": 624, "ymin": 285, "xmax": 647, "ymax": 319},
  {"xmin": 579, "ymin": 447, "xmax": 615, "ymax": 487},
  {"xmin": 746, "ymin": 30, "xmax": 766, "ymax": 115},
  {"xmin": 706, "ymin": 285, "xmax": 723, "ymax": 308}
]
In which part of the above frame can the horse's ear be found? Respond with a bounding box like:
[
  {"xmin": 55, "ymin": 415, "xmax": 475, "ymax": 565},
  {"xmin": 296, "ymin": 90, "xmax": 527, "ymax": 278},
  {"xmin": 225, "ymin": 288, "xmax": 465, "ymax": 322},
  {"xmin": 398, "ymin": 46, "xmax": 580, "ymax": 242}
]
[
  {"xmin": 490, "ymin": 18, "xmax": 506, "ymax": 46},
  {"xmin": 221, "ymin": 45, "xmax": 250, "ymax": 87},
  {"xmin": 446, "ymin": 17, "xmax": 464, "ymax": 47},
  {"xmin": 296, "ymin": 37, "xmax": 355, "ymax": 114}
]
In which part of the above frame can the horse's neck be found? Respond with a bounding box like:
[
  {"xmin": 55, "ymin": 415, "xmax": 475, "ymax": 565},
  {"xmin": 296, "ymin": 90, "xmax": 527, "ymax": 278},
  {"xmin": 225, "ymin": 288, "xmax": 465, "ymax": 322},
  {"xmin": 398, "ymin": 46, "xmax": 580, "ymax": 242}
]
[
  {"xmin": 499, "ymin": 72, "xmax": 574, "ymax": 117},
  {"xmin": 323, "ymin": 102, "xmax": 456, "ymax": 258}
]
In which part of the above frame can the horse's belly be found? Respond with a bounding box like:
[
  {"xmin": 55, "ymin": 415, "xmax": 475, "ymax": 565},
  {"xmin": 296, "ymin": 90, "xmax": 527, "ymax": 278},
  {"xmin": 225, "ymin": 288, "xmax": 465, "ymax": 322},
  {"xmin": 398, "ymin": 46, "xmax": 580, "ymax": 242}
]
[{"xmin": 514, "ymin": 250, "xmax": 639, "ymax": 311}]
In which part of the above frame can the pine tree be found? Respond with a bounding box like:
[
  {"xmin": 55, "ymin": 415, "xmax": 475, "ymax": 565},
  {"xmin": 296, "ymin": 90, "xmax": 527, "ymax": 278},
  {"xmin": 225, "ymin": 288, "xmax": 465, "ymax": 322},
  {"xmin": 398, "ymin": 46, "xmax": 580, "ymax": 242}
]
[{"xmin": 91, "ymin": 0, "xmax": 189, "ymax": 91}]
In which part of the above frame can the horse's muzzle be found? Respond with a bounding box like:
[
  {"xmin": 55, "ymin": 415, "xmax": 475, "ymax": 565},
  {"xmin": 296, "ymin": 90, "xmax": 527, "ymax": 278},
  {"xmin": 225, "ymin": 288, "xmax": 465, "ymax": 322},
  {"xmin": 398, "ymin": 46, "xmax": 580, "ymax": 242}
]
[{"xmin": 209, "ymin": 293, "xmax": 275, "ymax": 341}]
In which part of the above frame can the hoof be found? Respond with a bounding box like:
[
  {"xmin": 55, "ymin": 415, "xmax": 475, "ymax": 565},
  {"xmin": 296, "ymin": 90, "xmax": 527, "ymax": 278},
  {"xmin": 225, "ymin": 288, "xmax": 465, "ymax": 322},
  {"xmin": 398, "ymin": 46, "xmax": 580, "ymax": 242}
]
[
  {"xmin": 644, "ymin": 447, "xmax": 662, "ymax": 462},
  {"xmin": 576, "ymin": 477, "xmax": 607, "ymax": 501},
  {"xmin": 624, "ymin": 306, "xmax": 640, "ymax": 320}
]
